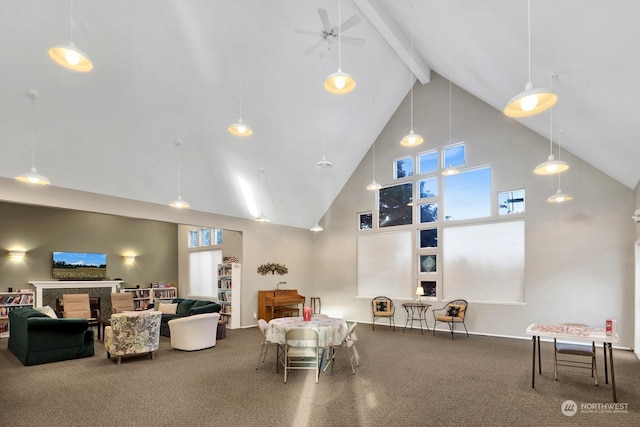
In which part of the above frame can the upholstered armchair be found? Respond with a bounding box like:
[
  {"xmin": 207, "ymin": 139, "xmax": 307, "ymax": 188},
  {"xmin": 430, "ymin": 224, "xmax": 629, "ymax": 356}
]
[
  {"xmin": 104, "ymin": 310, "xmax": 162, "ymax": 364},
  {"xmin": 110, "ymin": 292, "xmax": 135, "ymax": 314}
]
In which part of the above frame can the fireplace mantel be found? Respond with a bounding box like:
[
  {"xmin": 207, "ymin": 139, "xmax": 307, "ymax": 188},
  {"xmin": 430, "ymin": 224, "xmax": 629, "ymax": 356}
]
[{"xmin": 29, "ymin": 280, "xmax": 121, "ymax": 307}]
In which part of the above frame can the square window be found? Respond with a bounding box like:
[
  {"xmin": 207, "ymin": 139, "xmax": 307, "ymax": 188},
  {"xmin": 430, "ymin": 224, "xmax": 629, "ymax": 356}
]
[
  {"xmin": 443, "ymin": 143, "xmax": 465, "ymax": 169},
  {"xmin": 418, "ymin": 177, "xmax": 438, "ymax": 198},
  {"xmin": 418, "ymin": 151, "xmax": 438, "ymax": 174},
  {"xmin": 418, "ymin": 229, "xmax": 438, "ymax": 248},
  {"xmin": 419, "ymin": 281, "xmax": 437, "ymax": 298},
  {"xmin": 498, "ymin": 189, "xmax": 525, "ymax": 215},
  {"xmin": 359, "ymin": 212, "xmax": 373, "ymax": 230},
  {"xmin": 419, "ymin": 255, "xmax": 437, "ymax": 273},
  {"xmin": 394, "ymin": 157, "xmax": 414, "ymax": 179},
  {"xmin": 419, "ymin": 203, "xmax": 438, "ymax": 223},
  {"xmin": 379, "ymin": 183, "xmax": 413, "ymax": 227}
]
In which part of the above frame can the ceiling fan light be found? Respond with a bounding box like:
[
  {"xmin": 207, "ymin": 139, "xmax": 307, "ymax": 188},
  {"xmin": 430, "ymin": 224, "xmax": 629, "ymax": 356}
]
[
  {"xmin": 228, "ymin": 118, "xmax": 253, "ymax": 137},
  {"xmin": 324, "ymin": 69, "xmax": 356, "ymax": 94},
  {"xmin": 534, "ymin": 154, "xmax": 569, "ymax": 175},
  {"xmin": 366, "ymin": 179, "xmax": 381, "ymax": 191},
  {"xmin": 504, "ymin": 82, "xmax": 557, "ymax": 118},
  {"xmin": 15, "ymin": 167, "xmax": 50, "ymax": 185},
  {"xmin": 547, "ymin": 188, "xmax": 573, "ymax": 203},
  {"xmin": 48, "ymin": 42, "xmax": 93, "ymax": 72},
  {"xmin": 400, "ymin": 130, "xmax": 424, "ymax": 147},
  {"xmin": 169, "ymin": 196, "xmax": 190, "ymax": 209}
]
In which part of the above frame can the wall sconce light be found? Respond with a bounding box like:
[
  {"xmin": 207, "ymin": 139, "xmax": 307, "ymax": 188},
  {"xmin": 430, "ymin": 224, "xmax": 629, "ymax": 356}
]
[
  {"xmin": 122, "ymin": 255, "xmax": 136, "ymax": 264},
  {"xmin": 8, "ymin": 250, "xmax": 26, "ymax": 260}
]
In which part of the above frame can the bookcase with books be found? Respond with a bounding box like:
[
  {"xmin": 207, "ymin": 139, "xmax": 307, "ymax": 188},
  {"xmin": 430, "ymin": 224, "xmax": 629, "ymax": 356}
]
[
  {"xmin": 123, "ymin": 285, "xmax": 177, "ymax": 310},
  {"xmin": 123, "ymin": 288, "xmax": 152, "ymax": 310},
  {"xmin": 0, "ymin": 290, "xmax": 35, "ymax": 338},
  {"xmin": 149, "ymin": 284, "xmax": 177, "ymax": 301},
  {"xmin": 217, "ymin": 263, "xmax": 241, "ymax": 329}
]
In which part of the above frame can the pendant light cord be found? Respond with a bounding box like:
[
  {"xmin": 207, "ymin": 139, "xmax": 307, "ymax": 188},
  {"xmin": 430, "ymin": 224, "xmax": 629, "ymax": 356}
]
[
  {"xmin": 176, "ymin": 140, "xmax": 183, "ymax": 198},
  {"xmin": 409, "ymin": 24, "xmax": 414, "ymax": 131},
  {"xmin": 69, "ymin": 0, "xmax": 75, "ymax": 42},
  {"xmin": 260, "ymin": 168, "xmax": 265, "ymax": 215},
  {"xmin": 338, "ymin": 0, "xmax": 342, "ymax": 69},
  {"xmin": 548, "ymin": 72, "xmax": 554, "ymax": 155},
  {"xmin": 449, "ymin": 79, "xmax": 452, "ymax": 144},
  {"xmin": 527, "ymin": 0, "xmax": 531, "ymax": 82},
  {"xmin": 30, "ymin": 93, "xmax": 36, "ymax": 169}
]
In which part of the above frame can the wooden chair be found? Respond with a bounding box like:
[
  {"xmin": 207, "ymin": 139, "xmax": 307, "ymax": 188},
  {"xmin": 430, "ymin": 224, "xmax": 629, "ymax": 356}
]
[
  {"xmin": 110, "ymin": 292, "xmax": 135, "ymax": 314},
  {"xmin": 432, "ymin": 299, "xmax": 469, "ymax": 340},
  {"xmin": 62, "ymin": 293, "xmax": 100, "ymax": 339},
  {"xmin": 554, "ymin": 323, "xmax": 598, "ymax": 385},
  {"xmin": 371, "ymin": 296, "xmax": 395, "ymax": 331},
  {"xmin": 283, "ymin": 328, "xmax": 320, "ymax": 383}
]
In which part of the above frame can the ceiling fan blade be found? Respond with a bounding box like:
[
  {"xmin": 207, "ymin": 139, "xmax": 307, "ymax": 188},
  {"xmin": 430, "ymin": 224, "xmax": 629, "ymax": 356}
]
[
  {"xmin": 294, "ymin": 28, "xmax": 320, "ymax": 37},
  {"xmin": 317, "ymin": 8, "xmax": 331, "ymax": 32},
  {"xmin": 339, "ymin": 15, "xmax": 361, "ymax": 33},
  {"xmin": 303, "ymin": 39, "xmax": 325, "ymax": 55},
  {"xmin": 340, "ymin": 36, "xmax": 365, "ymax": 47}
]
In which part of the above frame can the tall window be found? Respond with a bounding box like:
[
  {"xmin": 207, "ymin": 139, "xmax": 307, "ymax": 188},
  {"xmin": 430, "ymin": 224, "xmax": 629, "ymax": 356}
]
[
  {"xmin": 443, "ymin": 167, "xmax": 491, "ymax": 221},
  {"xmin": 443, "ymin": 143, "xmax": 465, "ymax": 169}
]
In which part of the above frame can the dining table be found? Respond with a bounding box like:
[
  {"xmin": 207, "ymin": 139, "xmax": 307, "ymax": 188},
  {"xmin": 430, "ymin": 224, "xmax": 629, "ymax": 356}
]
[{"xmin": 266, "ymin": 315, "xmax": 348, "ymax": 372}]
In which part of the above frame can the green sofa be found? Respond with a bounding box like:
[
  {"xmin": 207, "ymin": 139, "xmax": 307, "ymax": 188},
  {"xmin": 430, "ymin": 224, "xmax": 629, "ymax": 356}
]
[
  {"xmin": 151, "ymin": 298, "xmax": 222, "ymax": 337},
  {"xmin": 8, "ymin": 307, "xmax": 95, "ymax": 366}
]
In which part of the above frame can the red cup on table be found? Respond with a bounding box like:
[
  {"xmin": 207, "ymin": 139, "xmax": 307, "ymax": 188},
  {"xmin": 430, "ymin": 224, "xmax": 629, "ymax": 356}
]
[{"xmin": 303, "ymin": 306, "xmax": 312, "ymax": 321}]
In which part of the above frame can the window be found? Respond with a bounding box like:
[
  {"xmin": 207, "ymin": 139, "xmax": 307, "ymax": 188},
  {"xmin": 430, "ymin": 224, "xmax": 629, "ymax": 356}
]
[
  {"xmin": 359, "ymin": 212, "xmax": 373, "ymax": 230},
  {"xmin": 418, "ymin": 151, "xmax": 438, "ymax": 174},
  {"xmin": 443, "ymin": 167, "xmax": 491, "ymax": 221},
  {"xmin": 419, "ymin": 203, "xmax": 438, "ymax": 223},
  {"xmin": 418, "ymin": 228, "xmax": 438, "ymax": 248},
  {"xmin": 499, "ymin": 189, "xmax": 525, "ymax": 215},
  {"xmin": 188, "ymin": 228, "xmax": 223, "ymax": 248},
  {"xmin": 419, "ymin": 280, "xmax": 437, "ymax": 298},
  {"xmin": 201, "ymin": 228, "xmax": 211, "ymax": 246},
  {"xmin": 419, "ymin": 254, "xmax": 437, "ymax": 273},
  {"xmin": 418, "ymin": 177, "xmax": 438, "ymax": 198},
  {"xmin": 189, "ymin": 230, "xmax": 199, "ymax": 248},
  {"xmin": 443, "ymin": 143, "xmax": 465, "ymax": 168},
  {"xmin": 379, "ymin": 183, "xmax": 413, "ymax": 227},
  {"xmin": 394, "ymin": 157, "xmax": 414, "ymax": 179}
]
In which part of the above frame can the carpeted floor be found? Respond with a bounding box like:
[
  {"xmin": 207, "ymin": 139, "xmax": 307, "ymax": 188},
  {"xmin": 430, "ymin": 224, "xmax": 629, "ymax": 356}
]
[{"xmin": 1, "ymin": 324, "xmax": 639, "ymax": 426}]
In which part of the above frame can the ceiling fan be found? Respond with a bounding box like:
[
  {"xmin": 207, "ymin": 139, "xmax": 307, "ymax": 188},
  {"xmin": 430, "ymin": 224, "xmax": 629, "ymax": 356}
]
[{"xmin": 296, "ymin": 8, "xmax": 364, "ymax": 54}]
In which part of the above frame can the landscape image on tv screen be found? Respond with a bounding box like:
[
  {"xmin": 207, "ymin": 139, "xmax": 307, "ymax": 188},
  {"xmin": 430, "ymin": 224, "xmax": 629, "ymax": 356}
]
[{"xmin": 52, "ymin": 251, "xmax": 107, "ymax": 280}]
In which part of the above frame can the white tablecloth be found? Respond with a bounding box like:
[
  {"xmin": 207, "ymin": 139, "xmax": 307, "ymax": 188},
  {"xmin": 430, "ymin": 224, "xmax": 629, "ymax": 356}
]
[{"xmin": 266, "ymin": 316, "xmax": 347, "ymax": 348}]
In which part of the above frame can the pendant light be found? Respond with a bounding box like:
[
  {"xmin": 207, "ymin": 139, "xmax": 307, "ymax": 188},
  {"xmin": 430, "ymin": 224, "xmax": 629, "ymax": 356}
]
[
  {"xmin": 324, "ymin": 0, "xmax": 356, "ymax": 95},
  {"xmin": 400, "ymin": 22, "xmax": 423, "ymax": 147},
  {"xmin": 255, "ymin": 168, "xmax": 271, "ymax": 223},
  {"xmin": 228, "ymin": 2, "xmax": 253, "ymax": 137},
  {"xmin": 366, "ymin": 141, "xmax": 381, "ymax": 191},
  {"xmin": 169, "ymin": 140, "xmax": 190, "ymax": 208},
  {"xmin": 310, "ymin": 188, "xmax": 324, "ymax": 232},
  {"xmin": 534, "ymin": 74, "xmax": 568, "ymax": 175},
  {"xmin": 547, "ymin": 139, "xmax": 572, "ymax": 203},
  {"xmin": 442, "ymin": 79, "xmax": 460, "ymax": 176},
  {"xmin": 503, "ymin": 0, "xmax": 557, "ymax": 118},
  {"xmin": 48, "ymin": 0, "xmax": 93, "ymax": 72},
  {"xmin": 316, "ymin": 54, "xmax": 334, "ymax": 169},
  {"xmin": 15, "ymin": 89, "xmax": 50, "ymax": 185}
]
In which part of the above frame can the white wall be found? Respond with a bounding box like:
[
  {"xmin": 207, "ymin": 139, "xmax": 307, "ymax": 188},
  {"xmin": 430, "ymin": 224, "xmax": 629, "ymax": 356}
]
[{"xmin": 313, "ymin": 73, "xmax": 635, "ymax": 348}]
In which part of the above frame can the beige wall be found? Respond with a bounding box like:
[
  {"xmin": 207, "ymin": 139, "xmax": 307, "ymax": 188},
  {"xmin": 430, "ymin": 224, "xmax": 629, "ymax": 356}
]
[{"xmin": 314, "ymin": 73, "xmax": 635, "ymax": 347}]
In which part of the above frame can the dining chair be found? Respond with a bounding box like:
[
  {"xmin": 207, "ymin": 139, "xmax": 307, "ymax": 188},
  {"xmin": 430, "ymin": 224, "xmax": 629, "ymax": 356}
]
[
  {"xmin": 371, "ymin": 296, "xmax": 395, "ymax": 331},
  {"xmin": 432, "ymin": 299, "xmax": 469, "ymax": 340},
  {"xmin": 62, "ymin": 293, "xmax": 100, "ymax": 338},
  {"xmin": 110, "ymin": 292, "xmax": 135, "ymax": 314},
  {"xmin": 554, "ymin": 323, "xmax": 598, "ymax": 385},
  {"xmin": 256, "ymin": 319, "xmax": 274, "ymax": 369},
  {"xmin": 328, "ymin": 321, "xmax": 360, "ymax": 375},
  {"xmin": 284, "ymin": 328, "xmax": 320, "ymax": 383}
]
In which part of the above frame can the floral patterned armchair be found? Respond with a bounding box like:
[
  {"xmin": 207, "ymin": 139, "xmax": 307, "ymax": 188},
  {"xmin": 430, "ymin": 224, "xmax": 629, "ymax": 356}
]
[{"xmin": 104, "ymin": 310, "xmax": 162, "ymax": 365}]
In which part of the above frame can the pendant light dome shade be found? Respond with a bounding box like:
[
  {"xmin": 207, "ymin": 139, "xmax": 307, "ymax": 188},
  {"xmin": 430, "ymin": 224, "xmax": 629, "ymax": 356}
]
[
  {"xmin": 310, "ymin": 223, "xmax": 324, "ymax": 232},
  {"xmin": 169, "ymin": 196, "xmax": 190, "ymax": 209},
  {"xmin": 169, "ymin": 140, "xmax": 189, "ymax": 209},
  {"xmin": 547, "ymin": 188, "xmax": 573, "ymax": 203},
  {"xmin": 504, "ymin": 82, "xmax": 557, "ymax": 118},
  {"xmin": 255, "ymin": 168, "xmax": 270, "ymax": 223},
  {"xmin": 324, "ymin": 69, "xmax": 356, "ymax": 94},
  {"xmin": 400, "ymin": 130, "xmax": 424, "ymax": 147},
  {"xmin": 366, "ymin": 180, "xmax": 381, "ymax": 191},
  {"xmin": 228, "ymin": 118, "xmax": 253, "ymax": 137},
  {"xmin": 48, "ymin": 42, "xmax": 93, "ymax": 72},
  {"xmin": 255, "ymin": 214, "xmax": 271, "ymax": 223},
  {"xmin": 16, "ymin": 167, "xmax": 50, "ymax": 185},
  {"xmin": 534, "ymin": 154, "xmax": 569, "ymax": 175}
]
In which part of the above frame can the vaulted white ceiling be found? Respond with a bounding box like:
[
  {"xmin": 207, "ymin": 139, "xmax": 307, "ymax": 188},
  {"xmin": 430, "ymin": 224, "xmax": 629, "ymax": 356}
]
[{"xmin": 1, "ymin": 1, "xmax": 638, "ymax": 228}]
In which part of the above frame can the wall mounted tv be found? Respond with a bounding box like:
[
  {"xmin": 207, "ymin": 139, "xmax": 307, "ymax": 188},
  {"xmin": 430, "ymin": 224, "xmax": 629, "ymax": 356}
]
[{"xmin": 52, "ymin": 251, "xmax": 107, "ymax": 280}]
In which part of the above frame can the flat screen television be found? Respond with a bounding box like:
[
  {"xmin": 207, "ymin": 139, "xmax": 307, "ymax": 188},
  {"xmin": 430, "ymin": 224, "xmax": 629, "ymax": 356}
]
[{"xmin": 52, "ymin": 251, "xmax": 107, "ymax": 280}]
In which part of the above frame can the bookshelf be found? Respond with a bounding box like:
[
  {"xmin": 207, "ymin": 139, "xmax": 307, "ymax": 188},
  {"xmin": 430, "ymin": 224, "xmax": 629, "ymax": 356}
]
[
  {"xmin": 218, "ymin": 263, "xmax": 241, "ymax": 329},
  {"xmin": 123, "ymin": 286, "xmax": 177, "ymax": 310},
  {"xmin": 0, "ymin": 291, "xmax": 35, "ymax": 338}
]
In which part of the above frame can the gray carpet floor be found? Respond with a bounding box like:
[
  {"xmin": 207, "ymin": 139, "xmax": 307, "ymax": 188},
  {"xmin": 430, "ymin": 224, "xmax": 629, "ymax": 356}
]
[{"xmin": 1, "ymin": 324, "xmax": 639, "ymax": 426}]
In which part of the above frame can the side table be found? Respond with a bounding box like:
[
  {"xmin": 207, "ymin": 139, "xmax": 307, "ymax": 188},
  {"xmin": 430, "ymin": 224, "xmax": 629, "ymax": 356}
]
[{"xmin": 402, "ymin": 303, "xmax": 431, "ymax": 334}]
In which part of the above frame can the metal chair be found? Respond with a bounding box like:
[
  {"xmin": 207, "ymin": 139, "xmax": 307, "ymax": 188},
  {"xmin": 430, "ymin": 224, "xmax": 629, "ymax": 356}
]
[
  {"xmin": 371, "ymin": 296, "xmax": 395, "ymax": 331},
  {"xmin": 432, "ymin": 299, "xmax": 469, "ymax": 339},
  {"xmin": 328, "ymin": 321, "xmax": 360, "ymax": 375},
  {"xmin": 554, "ymin": 323, "xmax": 598, "ymax": 385},
  {"xmin": 256, "ymin": 319, "xmax": 274, "ymax": 369},
  {"xmin": 283, "ymin": 328, "xmax": 320, "ymax": 383}
]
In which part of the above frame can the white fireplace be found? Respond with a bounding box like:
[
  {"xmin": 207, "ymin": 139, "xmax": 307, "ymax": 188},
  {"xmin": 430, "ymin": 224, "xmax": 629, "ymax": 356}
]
[{"xmin": 29, "ymin": 280, "xmax": 121, "ymax": 307}]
